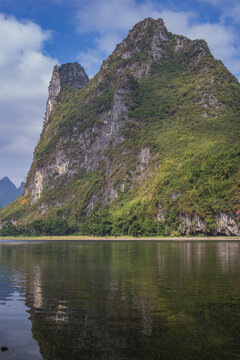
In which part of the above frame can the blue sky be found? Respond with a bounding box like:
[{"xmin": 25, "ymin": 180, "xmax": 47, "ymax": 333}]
[{"xmin": 0, "ymin": 0, "xmax": 240, "ymax": 185}]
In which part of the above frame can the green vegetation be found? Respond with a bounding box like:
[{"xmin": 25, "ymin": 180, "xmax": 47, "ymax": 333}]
[{"xmin": 0, "ymin": 221, "xmax": 19, "ymax": 236}]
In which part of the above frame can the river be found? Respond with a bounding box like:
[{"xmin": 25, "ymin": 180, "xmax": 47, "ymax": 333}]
[{"xmin": 0, "ymin": 240, "xmax": 240, "ymax": 359}]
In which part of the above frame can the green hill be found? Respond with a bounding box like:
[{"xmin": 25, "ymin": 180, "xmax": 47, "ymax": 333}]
[{"xmin": 1, "ymin": 18, "xmax": 239, "ymax": 236}]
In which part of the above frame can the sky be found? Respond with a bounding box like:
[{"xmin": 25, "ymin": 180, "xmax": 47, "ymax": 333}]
[{"xmin": 0, "ymin": 0, "xmax": 240, "ymax": 186}]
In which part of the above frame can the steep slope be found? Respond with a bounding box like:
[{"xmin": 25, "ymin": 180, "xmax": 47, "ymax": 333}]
[
  {"xmin": 0, "ymin": 177, "xmax": 25, "ymax": 209},
  {"xmin": 1, "ymin": 18, "xmax": 240, "ymax": 236}
]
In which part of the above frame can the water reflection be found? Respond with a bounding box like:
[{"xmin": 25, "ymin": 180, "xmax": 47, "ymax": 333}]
[
  {"xmin": 32, "ymin": 266, "xmax": 43, "ymax": 309},
  {"xmin": 0, "ymin": 241, "xmax": 240, "ymax": 360},
  {"xmin": 0, "ymin": 265, "xmax": 42, "ymax": 360},
  {"xmin": 217, "ymin": 242, "xmax": 240, "ymax": 271}
]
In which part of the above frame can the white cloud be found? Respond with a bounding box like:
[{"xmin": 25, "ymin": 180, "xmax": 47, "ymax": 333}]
[
  {"xmin": 96, "ymin": 33, "xmax": 123, "ymax": 54},
  {"xmin": 76, "ymin": 0, "xmax": 153, "ymax": 34},
  {"xmin": 75, "ymin": 0, "xmax": 240, "ymax": 80},
  {"xmin": 0, "ymin": 14, "xmax": 57, "ymax": 185}
]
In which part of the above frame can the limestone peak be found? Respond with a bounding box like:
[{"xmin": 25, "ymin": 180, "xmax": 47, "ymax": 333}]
[
  {"xmin": 58, "ymin": 62, "xmax": 89, "ymax": 90},
  {"xmin": 45, "ymin": 62, "xmax": 89, "ymax": 123}
]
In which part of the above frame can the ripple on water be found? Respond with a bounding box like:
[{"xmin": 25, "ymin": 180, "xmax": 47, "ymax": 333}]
[{"xmin": 0, "ymin": 241, "xmax": 240, "ymax": 360}]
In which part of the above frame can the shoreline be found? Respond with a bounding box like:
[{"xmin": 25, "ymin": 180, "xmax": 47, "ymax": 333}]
[{"xmin": 0, "ymin": 235, "xmax": 240, "ymax": 242}]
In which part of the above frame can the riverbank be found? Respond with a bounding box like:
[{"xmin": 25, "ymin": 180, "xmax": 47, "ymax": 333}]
[{"xmin": 0, "ymin": 235, "xmax": 240, "ymax": 242}]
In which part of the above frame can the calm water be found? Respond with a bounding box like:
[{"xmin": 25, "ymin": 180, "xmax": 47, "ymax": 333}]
[{"xmin": 0, "ymin": 241, "xmax": 240, "ymax": 360}]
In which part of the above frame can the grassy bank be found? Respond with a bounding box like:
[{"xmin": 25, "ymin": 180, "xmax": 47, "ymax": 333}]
[{"xmin": 0, "ymin": 235, "xmax": 240, "ymax": 242}]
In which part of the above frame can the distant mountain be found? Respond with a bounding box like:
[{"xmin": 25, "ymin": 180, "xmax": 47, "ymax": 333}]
[{"xmin": 0, "ymin": 177, "xmax": 25, "ymax": 209}]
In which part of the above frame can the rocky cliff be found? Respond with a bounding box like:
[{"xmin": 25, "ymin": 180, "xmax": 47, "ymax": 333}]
[
  {"xmin": 1, "ymin": 18, "xmax": 239, "ymax": 236},
  {"xmin": 26, "ymin": 62, "xmax": 89, "ymax": 203},
  {"xmin": 45, "ymin": 63, "xmax": 89, "ymax": 124}
]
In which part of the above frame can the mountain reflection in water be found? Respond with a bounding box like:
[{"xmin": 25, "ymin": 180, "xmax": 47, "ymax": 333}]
[{"xmin": 0, "ymin": 241, "xmax": 240, "ymax": 360}]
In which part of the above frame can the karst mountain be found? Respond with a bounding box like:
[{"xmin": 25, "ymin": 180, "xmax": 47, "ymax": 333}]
[{"xmin": 1, "ymin": 18, "xmax": 239, "ymax": 236}]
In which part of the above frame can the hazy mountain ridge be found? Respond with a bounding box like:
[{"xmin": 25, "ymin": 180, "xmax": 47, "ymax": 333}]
[
  {"xmin": 0, "ymin": 177, "xmax": 25, "ymax": 209},
  {"xmin": 0, "ymin": 18, "xmax": 239, "ymax": 236}
]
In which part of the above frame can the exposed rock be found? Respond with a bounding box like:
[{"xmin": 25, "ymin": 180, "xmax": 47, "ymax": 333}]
[
  {"xmin": 151, "ymin": 27, "xmax": 168, "ymax": 61},
  {"xmin": 156, "ymin": 203, "xmax": 165, "ymax": 222},
  {"xmin": 69, "ymin": 86, "xmax": 128, "ymax": 175},
  {"xmin": 174, "ymin": 37, "xmax": 189, "ymax": 52},
  {"xmin": 39, "ymin": 203, "xmax": 49, "ymax": 215},
  {"xmin": 106, "ymin": 18, "xmax": 171, "ymax": 79},
  {"xmin": 27, "ymin": 63, "xmax": 89, "ymax": 203},
  {"xmin": 179, "ymin": 214, "xmax": 206, "ymax": 235},
  {"xmin": 170, "ymin": 192, "xmax": 181, "ymax": 201},
  {"xmin": 86, "ymin": 193, "xmax": 99, "ymax": 215},
  {"xmin": 197, "ymin": 92, "xmax": 223, "ymax": 109},
  {"xmin": 86, "ymin": 184, "xmax": 118, "ymax": 215},
  {"xmin": 215, "ymin": 213, "xmax": 240, "ymax": 236},
  {"xmin": 139, "ymin": 148, "xmax": 150, "ymax": 164},
  {"xmin": 120, "ymin": 183, "xmax": 125, "ymax": 192},
  {"xmin": 100, "ymin": 186, "xmax": 118, "ymax": 206},
  {"xmin": 58, "ymin": 62, "xmax": 89, "ymax": 90},
  {"xmin": 56, "ymin": 152, "xmax": 69, "ymax": 175},
  {"xmin": 178, "ymin": 213, "xmax": 240, "ymax": 236},
  {"xmin": 45, "ymin": 63, "xmax": 89, "ymax": 124},
  {"xmin": 108, "ymin": 187, "xmax": 118, "ymax": 203},
  {"xmin": 32, "ymin": 171, "xmax": 44, "ymax": 203},
  {"xmin": 138, "ymin": 148, "xmax": 150, "ymax": 172},
  {"xmin": 45, "ymin": 65, "xmax": 61, "ymax": 123}
]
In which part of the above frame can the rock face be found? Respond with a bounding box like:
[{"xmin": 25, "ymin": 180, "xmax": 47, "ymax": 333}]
[
  {"xmin": 1, "ymin": 18, "xmax": 240, "ymax": 236},
  {"xmin": 215, "ymin": 213, "xmax": 239, "ymax": 236},
  {"xmin": 0, "ymin": 177, "xmax": 25, "ymax": 208},
  {"xmin": 44, "ymin": 65, "xmax": 61, "ymax": 123},
  {"xmin": 26, "ymin": 63, "xmax": 89, "ymax": 203},
  {"xmin": 178, "ymin": 213, "xmax": 240, "ymax": 236},
  {"xmin": 178, "ymin": 214, "xmax": 207, "ymax": 235},
  {"xmin": 45, "ymin": 63, "xmax": 89, "ymax": 124},
  {"xmin": 58, "ymin": 62, "xmax": 89, "ymax": 90}
]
